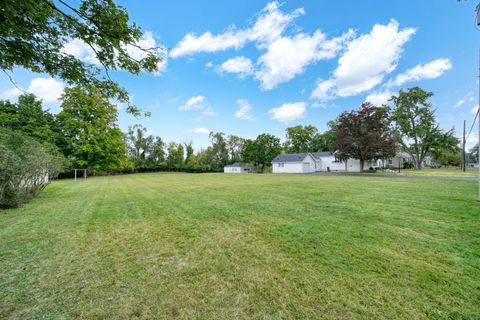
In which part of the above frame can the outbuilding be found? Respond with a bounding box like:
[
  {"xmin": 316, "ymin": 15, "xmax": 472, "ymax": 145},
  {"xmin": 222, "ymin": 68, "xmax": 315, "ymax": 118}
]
[{"xmin": 224, "ymin": 163, "xmax": 252, "ymax": 173}]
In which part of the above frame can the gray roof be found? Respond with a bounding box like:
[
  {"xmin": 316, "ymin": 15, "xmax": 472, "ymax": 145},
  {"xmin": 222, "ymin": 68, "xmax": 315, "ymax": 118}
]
[
  {"xmin": 272, "ymin": 153, "xmax": 310, "ymax": 163},
  {"xmin": 311, "ymin": 151, "xmax": 334, "ymax": 159}
]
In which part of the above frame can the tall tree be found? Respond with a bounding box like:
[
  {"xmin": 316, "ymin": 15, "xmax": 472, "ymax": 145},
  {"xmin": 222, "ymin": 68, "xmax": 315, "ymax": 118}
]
[
  {"xmin": 284, "ymin": 125, "xmax": 318, "ymax": 153},
  {"xmin": 209, "ymin": 132, "xmax": 229, "ymax": 169},
  {"xmin": 310, "ymin": 121, "xmax": 337, "ymax": 152},
  {"xmin": 334, "ymin": 102, "xmax": 396, "ymax": 171},
  {"xmin": 126, "ymin": 124, "xmax": 154, "ymax": 168},
  {"xmin": 184, "ymin": 142, "xmax": 194, "ymax": 166},
  {"xmin": 242, "ymin": 133, "xmax": 281, "ymax": 172},
  {"xmin": 1, "ymin": 0, "xmax": 164, "ymax": 115},
  {"xmin": 0, "ymin": 94, "xmax": 58, "ymax": 145},
  {"xmin": 391, "ymin": 87, "xmax": 459, "ymax": 170},
  {"xmin": 226, "ymin": 135, "xmax": 245, "ymax": 163},
  {"xmin": 166, "ymin": 142, "xmax": 183, "ymax": 167},
  {"xmin": 57, "ymin": 86, "xmax": 127, "ymax": 171}
]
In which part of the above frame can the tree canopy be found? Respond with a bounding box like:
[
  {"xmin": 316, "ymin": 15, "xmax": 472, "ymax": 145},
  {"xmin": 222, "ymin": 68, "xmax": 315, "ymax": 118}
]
[
  {"xmin": 57, "ymin": 86, "xmax": 128, "ymax": 171},
  {"xmin": 1, "ymin": 0, "xmax": 164, "ymax": 115},
  {"xmin": 391, "ymin": 87, "xmax": 459, "ymax": 170},
  {"xmin": 334, "ymin": 102, "xmax": 396, "ymax": 171}
]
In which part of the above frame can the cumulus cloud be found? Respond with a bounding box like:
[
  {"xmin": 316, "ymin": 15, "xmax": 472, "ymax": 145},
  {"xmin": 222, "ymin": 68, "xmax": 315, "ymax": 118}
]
[
  {"xmin": 63, "ymin": 31, "xmax": 167, "ymax": 75},
  {"xmin": 170, "ymin": 2, "xmax": 304, "ymax": 58},
  {"xmin": 192, "ymin": 127, "xmax": 211, "ymax": 134},
  {"xmin": 235, "ymin": 99, "xmax": 255, "ymax": 120},
  {"xmin": 268, "ymin": 102, "xmax": 307, "ymax": 122},
  {"xmin": 365, "ymin": 89, "xmax": 393, "ymax": 105},
  {"xmin": 389, "ymin": 58, "xmax": 452, "ymax": 87},
  {"xmin": 219, "ymin": 56, "xmax": 253, "ymax": 77},
  {"xmin": 179, "ymin": 95, "xmax": 217, "ymax": 116},
  {"xmin": 256, "ymin": 30, "xmax": 354, "ymax": 90},
  {"xmin": 311, "ymin": 20, "xmax": 416, "ymax": 100},
  {"xmin": 1, "ymin": 77, "xmax": 65, "ymax": 103}
]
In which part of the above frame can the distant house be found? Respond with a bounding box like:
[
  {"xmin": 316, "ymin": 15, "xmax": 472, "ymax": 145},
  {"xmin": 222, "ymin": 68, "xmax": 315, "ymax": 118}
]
[
  {"xmin": 224, "ymin": 163, "xmax": 252, "ymax": 173},
  {"xmin": 272, "ymin": 151, "xmax": 384, "ymax": 173},
  {"xmin": 386, "ymin": 152, "xmax": 435, "ymax": 168}
]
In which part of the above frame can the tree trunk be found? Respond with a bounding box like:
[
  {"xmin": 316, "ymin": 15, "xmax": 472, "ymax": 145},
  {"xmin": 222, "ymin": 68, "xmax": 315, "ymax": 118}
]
[{"xmin": 360, "ymin": 159, "xmax": 364, "ymax": 172}]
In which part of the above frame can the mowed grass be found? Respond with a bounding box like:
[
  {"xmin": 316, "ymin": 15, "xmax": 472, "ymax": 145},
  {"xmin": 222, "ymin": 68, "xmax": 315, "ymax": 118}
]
[
  {"xmin": 375, "ymin": 167, "xmax": 478, "ymax": 178},
  {"xmin": 1, "ymin": 173, "xmax": 479, "ymax": 319}
]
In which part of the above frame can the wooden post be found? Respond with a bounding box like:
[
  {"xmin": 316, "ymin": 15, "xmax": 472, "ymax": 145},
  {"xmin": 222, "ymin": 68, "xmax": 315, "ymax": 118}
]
[{"xmin": 74, "ymin": 169, "xmax": 77, "ymax": 181}]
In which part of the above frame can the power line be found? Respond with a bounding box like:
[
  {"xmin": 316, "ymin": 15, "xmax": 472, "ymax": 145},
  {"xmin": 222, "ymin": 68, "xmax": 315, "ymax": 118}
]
[{"xmin": 467, "ymin": 108, "xmax": 479, "ymax": 138}]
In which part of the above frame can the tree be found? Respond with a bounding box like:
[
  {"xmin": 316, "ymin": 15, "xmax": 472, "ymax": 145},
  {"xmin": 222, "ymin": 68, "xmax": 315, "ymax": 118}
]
[
  {"xmin": 284, "ymin": 125, "xmax": 318, "ymax": 153},
  {"xmin": 57, "ymin": 86, "xmax": 128, "ymax": 171},
  {"xmin": 209, "ymin": 132, "xmax": 229, "ymax": 169},
  {"xmin": 166, "ymin": 142, "xmax": 183, "ymax": 167},
  {"xmin": 311, "ymin": 121, "xmax": 337, "ymax": 152},
  {"xmin": 391, "ymin": 87, "xmax": 459, "ymax": 170},
  {"xmin": 126, "ymin": 124, "xmax": 154, "ymax": 168},
  {"xmin": 242, "ymin": 133, "xmax": 281, "ymax": 172},
  {"xmin": 1, "ymin": 0, "xmax": 164, "ymax": 115},
  {"xmin": 0, "ymin": 94, "xmax": 58, "ymax": 145},
  {"xmin": 184, "ymin": 142, "xmax": 194, "ymax": 166},
  {"xmin": 467, "ymin": 143, "xmax": 479, "ymax": 164},
  {"xmin": 226, "ymin": 135, "xmax": 245, "ymax": 163},
  {"xmin": 334, "ymin": 102, "xmax": 396, "ymax": 171},
  {"xmin": 150, "ymin": 137, "xmax": 166, "ymax": 164}
]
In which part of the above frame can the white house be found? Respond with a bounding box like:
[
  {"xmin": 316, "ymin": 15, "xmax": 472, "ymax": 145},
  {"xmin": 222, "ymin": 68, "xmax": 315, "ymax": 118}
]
[
  {"xmin": 387, "ymin": 152, "xmax": 435, "ymax": 168},
  {"xmin": 224, "ymin": 163, "xmax": 252, "ymax": 173},
  {"xmin": 272, "ymin": 152, "xmax": 385, "ymax": 173},
  {"xmin": 272, "ymin": 153, "xmax": 317, "ymax": 173}
]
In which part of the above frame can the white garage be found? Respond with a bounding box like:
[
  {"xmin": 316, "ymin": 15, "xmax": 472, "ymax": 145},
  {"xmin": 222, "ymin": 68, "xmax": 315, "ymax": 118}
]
[{"xmin": 272, "ymin": 153, "xmax": 317, "ymax": 174}]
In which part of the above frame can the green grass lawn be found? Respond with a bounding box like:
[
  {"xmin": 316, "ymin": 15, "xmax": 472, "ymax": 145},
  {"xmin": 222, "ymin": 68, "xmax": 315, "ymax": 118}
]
[
  {"xmin": 1, "ymin": 173, "xmax": 479, "ymax": 319},
  {"xmin": 373, "ymin": 167, "xmax": 478, "ymax": 178}
]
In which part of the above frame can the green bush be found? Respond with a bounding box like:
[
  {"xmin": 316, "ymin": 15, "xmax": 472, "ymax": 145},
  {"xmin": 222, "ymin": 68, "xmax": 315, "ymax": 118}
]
[
  {"xmin": 403, "ymin": 161, "xmax": 414, "ymax": 169},
  {"xmin": 0, "ymin": 129, "xmax": 65, "ymax": 208}
]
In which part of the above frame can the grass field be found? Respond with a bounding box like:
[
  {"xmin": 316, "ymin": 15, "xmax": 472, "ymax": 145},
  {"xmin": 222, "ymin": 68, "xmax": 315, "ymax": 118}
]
[
  {"xmin": 1, "ymin": 173, "xmax": 479, "ymax": 319},
  {"xmin": 370, "ymin": 167, "xmax": 479, "ymax": 178}
]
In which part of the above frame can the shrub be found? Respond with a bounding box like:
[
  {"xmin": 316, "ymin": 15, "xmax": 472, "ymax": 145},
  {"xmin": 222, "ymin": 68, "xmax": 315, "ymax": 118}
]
[
  {"xmin": 403, "ymin": 161, "xmax": 414, "ymax": 169},
  {"xmin": 0, "ymin": 129, "xmax": 65, "ymax": 208}
]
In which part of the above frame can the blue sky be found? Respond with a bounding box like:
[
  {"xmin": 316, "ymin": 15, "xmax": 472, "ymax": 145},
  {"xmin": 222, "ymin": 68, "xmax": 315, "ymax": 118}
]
[{"xmin": 1, "ymin": 0, "xmax": 479, "ymax": 149}]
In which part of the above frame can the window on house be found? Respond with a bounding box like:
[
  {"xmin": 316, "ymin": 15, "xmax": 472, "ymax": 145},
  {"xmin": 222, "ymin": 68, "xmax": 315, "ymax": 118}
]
[
  {"xmin": 388, "ymin": 159, "xmax": 392, "ymax": 164},
  {"xmin": 278, "ymin": 163, "xmax": 284, "ymax": 167}
]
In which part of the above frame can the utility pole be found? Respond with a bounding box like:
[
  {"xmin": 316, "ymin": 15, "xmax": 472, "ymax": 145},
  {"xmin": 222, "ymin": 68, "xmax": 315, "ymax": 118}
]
[{"xmin": 463, "ymin": 120, "xmax": 466, "ymax": 172}]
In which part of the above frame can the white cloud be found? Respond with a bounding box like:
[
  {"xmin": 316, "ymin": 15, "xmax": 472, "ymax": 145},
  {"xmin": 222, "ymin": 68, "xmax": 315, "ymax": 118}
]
[
  {"xmin": 63, "ymin": 31, "xmax": 167, "ymax": 75},
  {"xmin": 235, "ymin": 99, "xmax": 255, "ymax": 120},
  {"xmin": 1, "ymin": 77, "xmax": 64, "ymax": 103},
  {"xmin": 179, "ymin": 95, "xmax": 207, "ymax": 111},
  {"xmin": 205, "ymin": 61, "xmax": 214, "ymax": 68},
  {"xmin": 170, "ymin": 2, "xmax": 304, "ymax": 58},
  {"xmin": 62, "ymin": 38, "xmax": 100, "ymax": 66},
  {"xmin": 268, "ymin": 101, "xmax": 307, "ymax": 122},
  {"xmin": 219, "ymin": 56, "xmax": 253, "ymax": 77},
  {"xmin": 472, "ymin": 104, "xmax": 479, "ymax": 115},
  {"xmin": 193, "ymin": 127, "xmax": 210, "ymax": 134},
  {"xmin": 179, "ymin": 95, "xmax": 217, "ymax": 116},
  {"xmin": 389, "ymin": 58, "xmax": 452, "ymax": 87},
  {"xmin": 365, "ymin": 89, "xmax": 393, "ymax": 105},
  {"xmin": 256, "ymin": 30, "xmax": 354, "ymax": 90},
  {"xmin": 455, "ymin": 92, "xmax": 474, "ymax": 108},
  {"xmin": 311, "ymin": 20, "xmax": 415, "ymax": 100},
  {"xmin": 125, "ymin": 31, "xmax": 167, "ymax": 75}
]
